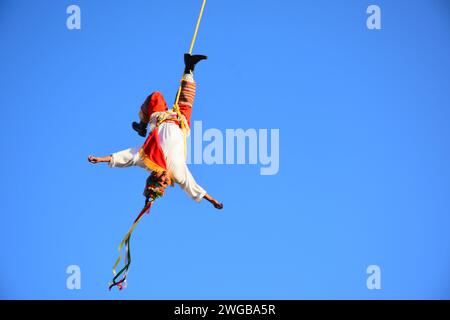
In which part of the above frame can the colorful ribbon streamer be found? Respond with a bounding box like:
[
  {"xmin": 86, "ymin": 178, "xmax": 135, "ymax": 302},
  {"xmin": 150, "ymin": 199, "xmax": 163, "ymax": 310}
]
[{"xmin": 108, "ymin": 201, "xmax": 153, "ymax": 290}]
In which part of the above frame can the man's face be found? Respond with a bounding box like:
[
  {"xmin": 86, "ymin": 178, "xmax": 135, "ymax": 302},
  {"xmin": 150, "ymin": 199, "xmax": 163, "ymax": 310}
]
[{"xmin": 154, "ymin": 171, "xmax": 170, "ymax": 188}]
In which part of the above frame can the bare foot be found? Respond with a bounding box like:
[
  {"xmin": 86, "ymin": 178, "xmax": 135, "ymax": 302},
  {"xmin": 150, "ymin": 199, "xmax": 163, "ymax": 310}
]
[{"xmin": 88, "ymin": 155, "xmax": 99, "ymax": 164}]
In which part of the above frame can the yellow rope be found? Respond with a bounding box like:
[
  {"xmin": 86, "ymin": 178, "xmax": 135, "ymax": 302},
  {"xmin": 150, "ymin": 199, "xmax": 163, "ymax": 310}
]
[
  {"xmin": 173, "ymin": 0, "xmax": 207, "ymax": 118},
  {"xmin": 189, "ymin": 0, "xmax": 207, "ymax": 55},
  {"xmin": 172, "ymin": 0, "xmax": 207, "ymax": 159}
]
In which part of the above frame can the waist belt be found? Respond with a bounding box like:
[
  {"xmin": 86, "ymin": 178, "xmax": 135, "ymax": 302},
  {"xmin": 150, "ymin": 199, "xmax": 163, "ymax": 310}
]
[{"xmin": 160, "ymin": 116, "xmax": 181, "ymax": 126}]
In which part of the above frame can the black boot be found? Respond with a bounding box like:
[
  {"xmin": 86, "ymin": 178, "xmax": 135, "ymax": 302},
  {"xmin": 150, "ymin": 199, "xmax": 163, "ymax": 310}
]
[
  {"xmin": 184, "ymin": 53, "xmax": 207, "ymax": 74},
  {"xmin": 132, "ymin": 121, "xmax": 148, "ymax": 137}
]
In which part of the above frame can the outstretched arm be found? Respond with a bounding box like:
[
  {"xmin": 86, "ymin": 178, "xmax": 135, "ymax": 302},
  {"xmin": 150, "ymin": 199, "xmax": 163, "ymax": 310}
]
[
  {"xmin": 204, "ymin": 193, "xmax": 223, "ymax": 210},
  {"xmin": 88, "ymin": 147, "xmax": 145, "ymax": 169},
  {"xmin": 88, "ymin": 155, "xmax": 111, "ymax": 164},
  {"xmin": 175, "ymin": 164, "xmax": 223, "ymax": 210}
]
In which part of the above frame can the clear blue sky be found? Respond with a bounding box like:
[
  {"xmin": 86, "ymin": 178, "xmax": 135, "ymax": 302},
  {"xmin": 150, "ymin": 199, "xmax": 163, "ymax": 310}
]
[{"xmin": 0, "ymin": 0, "xmax": 449, "ymax": 299}]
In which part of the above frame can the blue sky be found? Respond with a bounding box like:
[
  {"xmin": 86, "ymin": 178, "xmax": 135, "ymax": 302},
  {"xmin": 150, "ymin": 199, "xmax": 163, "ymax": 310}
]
[{"xmin": 0, "ymin": 0, "xmax": 449, "ymax": 299}]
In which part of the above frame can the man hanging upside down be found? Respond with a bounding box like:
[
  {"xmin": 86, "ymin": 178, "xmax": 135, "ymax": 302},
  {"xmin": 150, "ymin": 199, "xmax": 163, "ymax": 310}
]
[{"xmin": 88, "ymin": 54, "xmax": 223, "ymax": 209}]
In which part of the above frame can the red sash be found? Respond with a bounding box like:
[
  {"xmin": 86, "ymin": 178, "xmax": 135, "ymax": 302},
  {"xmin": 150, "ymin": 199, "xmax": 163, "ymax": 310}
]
[{"xmin": 138, "ymin": 128, "xmax": 167, "ymax": 172}]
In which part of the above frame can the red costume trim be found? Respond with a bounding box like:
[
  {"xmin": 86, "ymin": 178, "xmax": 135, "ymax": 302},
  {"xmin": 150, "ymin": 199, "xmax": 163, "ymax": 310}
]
[{"xmin": 138, "ymin": 128, "xmax": 167, "ymax": 173}]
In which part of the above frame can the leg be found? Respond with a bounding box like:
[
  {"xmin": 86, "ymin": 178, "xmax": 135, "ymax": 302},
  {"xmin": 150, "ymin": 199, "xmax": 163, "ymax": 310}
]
[
  {"xmin": 132, "ymin": 92, "xmax": 168, "ymax": 137},
  {"xmin": 178, "ymin": 53, "xmax": 207, "ymax": 127},
  {"xmin": 178, "ymin": 73, "xmax": 196, "ymax": 127}
]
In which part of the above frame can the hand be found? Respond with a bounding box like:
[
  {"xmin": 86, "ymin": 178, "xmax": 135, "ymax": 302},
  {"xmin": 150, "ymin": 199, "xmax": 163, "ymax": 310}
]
[
  {"xmin": 212, "ymin": 200, "xmax": 223, "ymax": 210},
  {"xmin": 204, "ymin": 193, "xmax": 223, "ymax": 210},
  {"xmin": 88, "ymin": 155, "xmax": 111, "ymax": 164},
  {"xmin": 88, "ymin": 155, "xmax": 99, "ymax": 164}
]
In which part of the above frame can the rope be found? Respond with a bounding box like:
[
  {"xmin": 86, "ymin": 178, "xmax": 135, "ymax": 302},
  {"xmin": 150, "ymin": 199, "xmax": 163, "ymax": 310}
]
[
  {"xmin": 173, "ymin": 0, "xmax": 207, "ymax": 122},
  {"xmin": 189, "ymin": 0, "xmax": 207, "ymax": 56}
]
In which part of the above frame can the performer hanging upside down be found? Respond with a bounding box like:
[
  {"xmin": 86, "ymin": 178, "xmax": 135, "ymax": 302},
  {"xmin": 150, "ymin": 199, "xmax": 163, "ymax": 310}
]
[{"xmin": 88, "ymin": 54, "xmax": 223, "ymax": 209}]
